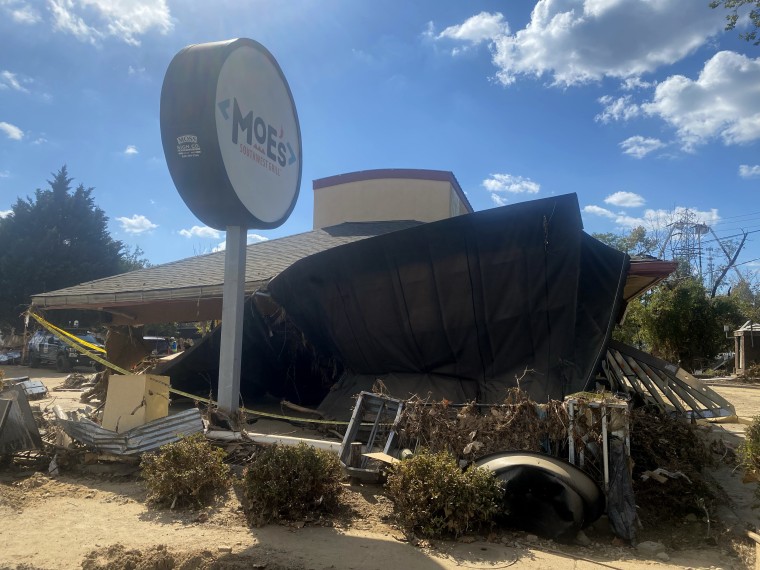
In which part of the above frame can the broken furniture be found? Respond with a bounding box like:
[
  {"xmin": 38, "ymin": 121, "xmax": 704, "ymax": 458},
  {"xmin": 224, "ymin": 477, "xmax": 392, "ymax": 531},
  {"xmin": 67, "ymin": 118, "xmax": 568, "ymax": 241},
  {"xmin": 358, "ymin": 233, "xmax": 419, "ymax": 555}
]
[
  {"xmin": 339, "ymin": 392, "xmax": 404, "ymax": 480},
  {"xmin": 566, "ymin": 396, "xmax": 630, "ymax": 492}
]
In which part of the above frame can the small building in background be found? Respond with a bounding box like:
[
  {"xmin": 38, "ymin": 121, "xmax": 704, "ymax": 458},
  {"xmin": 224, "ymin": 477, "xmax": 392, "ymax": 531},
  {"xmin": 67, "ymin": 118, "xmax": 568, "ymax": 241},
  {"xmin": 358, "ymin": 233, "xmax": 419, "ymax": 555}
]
[
  {"xmin": 735, "ymin": 321, "xmax": 760, "ymax": 375},
  {"xmin": 312, "ymin": 169, "xmax": 472, "ymax": 230}
]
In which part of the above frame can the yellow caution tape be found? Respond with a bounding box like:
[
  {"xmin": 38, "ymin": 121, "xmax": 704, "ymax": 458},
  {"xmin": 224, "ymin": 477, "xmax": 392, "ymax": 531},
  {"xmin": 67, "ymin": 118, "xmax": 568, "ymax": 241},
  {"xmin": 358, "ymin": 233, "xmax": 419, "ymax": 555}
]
[
  {"xmin": 28, "ymin": 312, "xmax": 106, "ymax": 354},
  {"xmin": 28, "ymin": 311, "xmax": 355, "ymax": 426},
  {"xmin": 28, "ymin": 311, "xmax": 129, "ymax": 374}
]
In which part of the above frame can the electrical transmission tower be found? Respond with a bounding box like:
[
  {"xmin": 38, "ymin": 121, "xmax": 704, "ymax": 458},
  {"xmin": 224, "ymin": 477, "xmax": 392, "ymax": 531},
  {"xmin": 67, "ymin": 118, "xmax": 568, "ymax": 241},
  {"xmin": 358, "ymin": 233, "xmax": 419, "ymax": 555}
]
[
  {"xmin": 658, "ymin": 210, "xmax": 709, "ymax": 279},
  {"xmin": 658, "ymin": 209, "xmax": 748, "ymax": 296}
]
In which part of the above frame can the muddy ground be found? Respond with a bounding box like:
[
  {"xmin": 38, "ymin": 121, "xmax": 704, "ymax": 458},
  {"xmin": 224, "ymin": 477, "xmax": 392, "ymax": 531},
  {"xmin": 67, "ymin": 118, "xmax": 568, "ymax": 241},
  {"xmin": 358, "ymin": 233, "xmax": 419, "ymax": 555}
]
[{"xmin": 2, "ymin": 364, "xmax": 760, "ymax": 569}]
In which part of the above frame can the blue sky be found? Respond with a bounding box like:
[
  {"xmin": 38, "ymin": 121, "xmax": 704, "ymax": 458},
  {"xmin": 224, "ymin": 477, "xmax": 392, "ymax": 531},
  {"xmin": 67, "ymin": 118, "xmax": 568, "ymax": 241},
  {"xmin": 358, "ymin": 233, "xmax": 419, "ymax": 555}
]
[{"xmin": 0, "ymin": 0, "xmax": 759, "ymax": 283}]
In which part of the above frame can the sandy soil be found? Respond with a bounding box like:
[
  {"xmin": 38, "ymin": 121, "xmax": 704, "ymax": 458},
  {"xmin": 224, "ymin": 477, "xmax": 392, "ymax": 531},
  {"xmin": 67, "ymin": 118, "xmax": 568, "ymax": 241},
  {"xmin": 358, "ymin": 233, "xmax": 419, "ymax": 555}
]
[{"xmin": 1, "ymin": 365, "xmax": 758, "ymax": 569}]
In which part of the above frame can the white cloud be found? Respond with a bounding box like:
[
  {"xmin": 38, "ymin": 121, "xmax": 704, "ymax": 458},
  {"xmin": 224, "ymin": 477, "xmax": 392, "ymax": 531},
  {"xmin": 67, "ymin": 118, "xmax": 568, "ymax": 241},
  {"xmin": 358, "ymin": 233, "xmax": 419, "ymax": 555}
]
[
  {"xmin": 739, "ymin": 164, "xmax": 760, "ymax": 179},
  {"xmin": 619, "ymin": 136, "xmax": 665, "ymax": 158},
  {"xmin": 0, "ymin": 210, "xmax": 12, "ymax": 219},
  {"xmin": 643, "ymin": 51, "xmax": 760, "ymax": 148},
  {"xmin": 247, "ymin": 233, "xmax": 268, "ymax": 244},
  {"xmin": 621, "ymin": 207, "xmax": 720, "ymax": 230},
  {"xmin": 621, "ymin": 77, "xmax": 654, "ymax": 91},
  {"xmin": 437, "ymin": 12, "xmax": 508, "ymax": 46},
  {"xmin": 116, "ymin": 214, "xmax": 157, "ymax": 234},
  {"xmin": 0, "ymin": 70, "xmax": 29, "ymax": 93},
  {"xmin": 179, "ymin": 225, "xmax": 220, "ymax": 239},
  {"xmin": 0, "ymin": 170, "xmax": 9, "ymax": 178},
  {"xmin": 483, "ymin": 174, "xmax": 540, "ymax": 206},
  {"xmin": 604, "ymin": 191, "xmax": 645, "ymax": 208},
  {"xmin": 595, "ymin": 95, "xmax": 640, "ymax": 123},
  {"xmin": 585, "ymin": 204, "xmax": 720, "ymax": 230},
  {"xmin": 436, "ymin": 1, "xmax": 723, "ymax": 87},
  {"xmin": 583, "ymin": 205, "xmax": 616, "ymax": 219},
  {"xmin": 0, "ymin": 122, "xmax": 23, "ymax": 140},
  {"xmin": 48, "ymin": 0, "xmax": 172, "ymax": 46},
  {"xmin": 124, "ymin": 144, "xmax": 138, "ymax": 156},
  {"xmin": 212, "ymin": 233, "xmax": 269, "ymax": 252},
  {"xmin": 491, "ymin": 194, "xmax": 508, "ymax": 207},
  {"xmin": 128, "ymin": 65, "xmax": 146, "ymax": 76},
  {"xmin": 483, "ymin": 173, "xmax": 540, "ymax": 194},
  {"xmin": 10, "ymin": 3, "xmax": 40, "ymax": 24},
  {"xmin": 32, "ymin": 137, "xmax": 47, "ymax": 145},
  {"xmin": 49, "ymin": 0, "xmax": 101, "ymax": 44}
]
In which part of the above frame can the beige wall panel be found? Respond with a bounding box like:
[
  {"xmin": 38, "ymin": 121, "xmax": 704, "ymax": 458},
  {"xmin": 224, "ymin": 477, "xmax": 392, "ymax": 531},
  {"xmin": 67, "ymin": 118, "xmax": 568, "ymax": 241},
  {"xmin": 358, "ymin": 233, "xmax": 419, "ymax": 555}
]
[
  {"xmin": 314, "ymin": 178, "xmax": 455, "ymax": 229},
  {"xmin": 101, "ymin": 374, "xmax": 170, "ymax": 433}
]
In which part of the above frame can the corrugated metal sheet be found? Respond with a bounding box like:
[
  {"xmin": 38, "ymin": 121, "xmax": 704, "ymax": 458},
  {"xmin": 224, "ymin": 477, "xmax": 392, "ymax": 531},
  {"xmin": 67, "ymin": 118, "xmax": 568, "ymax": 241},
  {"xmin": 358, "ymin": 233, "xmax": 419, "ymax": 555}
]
[{"xmin": 55, "ymin": 408, "xmax": 204, "ymax": 455}]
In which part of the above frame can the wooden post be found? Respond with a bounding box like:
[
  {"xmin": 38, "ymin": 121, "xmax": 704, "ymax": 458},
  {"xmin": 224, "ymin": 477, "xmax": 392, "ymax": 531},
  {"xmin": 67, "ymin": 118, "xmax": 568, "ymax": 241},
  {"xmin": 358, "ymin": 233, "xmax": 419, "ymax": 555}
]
[{"xmin": 349, "ymin": 442, "xmax": 363, "ymax": 468}]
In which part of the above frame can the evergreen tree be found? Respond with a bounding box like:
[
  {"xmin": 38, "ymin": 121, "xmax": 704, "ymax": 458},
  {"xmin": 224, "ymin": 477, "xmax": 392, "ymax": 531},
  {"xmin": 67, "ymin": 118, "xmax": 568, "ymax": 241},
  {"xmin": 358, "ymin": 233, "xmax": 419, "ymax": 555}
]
[{"xmin": 0, "ymin": 166, "xmax": 126, "ymax": 329}]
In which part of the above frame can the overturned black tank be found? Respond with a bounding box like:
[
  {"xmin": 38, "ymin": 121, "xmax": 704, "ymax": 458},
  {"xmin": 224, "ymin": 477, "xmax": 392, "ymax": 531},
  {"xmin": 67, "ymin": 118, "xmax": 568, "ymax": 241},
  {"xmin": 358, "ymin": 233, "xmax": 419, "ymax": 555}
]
[{"xmin": 476, "ymin": 451, "xmax": 606, "ymax": 541}]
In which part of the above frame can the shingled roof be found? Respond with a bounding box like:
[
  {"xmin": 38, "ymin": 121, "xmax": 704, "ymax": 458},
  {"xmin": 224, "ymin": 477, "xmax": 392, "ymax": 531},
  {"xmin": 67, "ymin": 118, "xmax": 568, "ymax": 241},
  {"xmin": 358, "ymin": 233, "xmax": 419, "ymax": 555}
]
[{"xmin": 30, "ymin": 220, "xmax": 421, "ymax": 325}]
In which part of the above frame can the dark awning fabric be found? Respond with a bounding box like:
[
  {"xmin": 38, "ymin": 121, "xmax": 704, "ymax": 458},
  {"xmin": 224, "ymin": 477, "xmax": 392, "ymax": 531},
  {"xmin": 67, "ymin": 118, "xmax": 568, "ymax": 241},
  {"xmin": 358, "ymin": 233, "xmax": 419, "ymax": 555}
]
[
  {"xmin": 154, "ymin": 297, "xmax": 340, "ymax": 406},
  {"xmin": 268, "ymin": 194, "xmax": 629, "ymax": 416}
]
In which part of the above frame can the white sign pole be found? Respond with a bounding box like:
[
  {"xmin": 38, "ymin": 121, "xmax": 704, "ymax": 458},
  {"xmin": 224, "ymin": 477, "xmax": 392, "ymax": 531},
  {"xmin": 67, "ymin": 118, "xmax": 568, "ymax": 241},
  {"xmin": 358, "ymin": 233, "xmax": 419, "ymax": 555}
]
[{"xmin": 217, "ymin": 225, "xmax": 247, "ymax": 415}]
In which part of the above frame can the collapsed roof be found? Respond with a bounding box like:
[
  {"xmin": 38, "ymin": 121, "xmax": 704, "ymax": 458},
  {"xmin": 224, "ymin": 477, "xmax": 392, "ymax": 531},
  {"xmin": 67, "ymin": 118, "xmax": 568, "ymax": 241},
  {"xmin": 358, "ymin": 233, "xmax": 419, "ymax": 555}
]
[
  {"xmin": 29, "ymin": 220, "xmax": 422, "ymax": 325},
  {"xmin": 268, "ymin": 193, "xmax": 629, "ymax": 415},
  {"xmin": 30, "ymin": 193, "xmax": 677, "ymax": 418}
]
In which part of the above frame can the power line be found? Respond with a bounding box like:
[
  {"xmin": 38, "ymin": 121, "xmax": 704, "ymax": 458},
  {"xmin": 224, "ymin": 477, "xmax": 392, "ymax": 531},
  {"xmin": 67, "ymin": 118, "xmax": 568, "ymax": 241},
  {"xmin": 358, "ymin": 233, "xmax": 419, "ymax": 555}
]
[
  {"xmin": 712, "ymin": 210, "xmax": 760, "ymax": 221},
  {"xmin": 698, "ymin": 228, "xmax": 760, "ymax": 245},
  {"xmin": 733, "ymin": 257, "xmax": 760, "ymax": 268}
]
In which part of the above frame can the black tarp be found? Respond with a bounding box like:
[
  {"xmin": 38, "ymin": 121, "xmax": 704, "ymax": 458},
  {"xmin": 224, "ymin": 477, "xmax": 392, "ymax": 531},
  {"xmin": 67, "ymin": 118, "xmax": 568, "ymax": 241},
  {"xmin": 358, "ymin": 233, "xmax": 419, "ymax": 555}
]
[
  {"xmin": 268, "ymin": 194, "xmax": 629, "ymax": 418},
  {"xmin": 154, "ymin": 297, "xmax": 341, "ymax": 406}
]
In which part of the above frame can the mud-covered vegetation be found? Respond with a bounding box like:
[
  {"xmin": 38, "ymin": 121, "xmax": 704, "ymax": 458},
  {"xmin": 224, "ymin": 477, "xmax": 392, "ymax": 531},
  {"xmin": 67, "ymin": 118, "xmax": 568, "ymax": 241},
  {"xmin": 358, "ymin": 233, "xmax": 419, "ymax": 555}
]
[
  {"xmin": 242, "ymin": 442, "xmax": 343, "ymax": 525},
  {"xmin": 385, "ymin": 449, "xmax": 502, "ymax": 538},
  {"xmin": 141, "ymin": 433, "xmax": 231, "ymax": 508}
]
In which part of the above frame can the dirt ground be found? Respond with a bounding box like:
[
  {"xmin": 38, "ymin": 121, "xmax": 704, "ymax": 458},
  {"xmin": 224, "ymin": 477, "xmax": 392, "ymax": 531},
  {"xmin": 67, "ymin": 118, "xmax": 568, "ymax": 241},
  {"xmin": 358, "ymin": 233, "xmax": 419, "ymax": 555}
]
[{"xmin": 2, "ymin": 364, "xmax": 760, "ymax": 570}]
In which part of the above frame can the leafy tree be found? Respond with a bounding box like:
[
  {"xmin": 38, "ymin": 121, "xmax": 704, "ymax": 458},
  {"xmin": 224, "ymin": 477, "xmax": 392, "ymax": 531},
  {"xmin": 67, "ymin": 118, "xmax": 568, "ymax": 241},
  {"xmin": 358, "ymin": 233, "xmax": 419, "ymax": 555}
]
[
  {"xmin": 616, "ymin": 278, "xmax": 744, "ymax": 371},
  {"xmin": 730, "ymin": 279, "xmax": 760, "ymax": 323},
  {"xmin": 710, "ymin": 0, "xmax": 760, "ymax": 45},
  {"xmin": 592, "ymin": 226, "xmax": 658, "ymax": 256},
  {"xmin": 0, "ymin": 166, "xmax": 131, "ymax": 330},
  {"xmin": 120, "ymin": 244, "xmax": 152, "ymax": 273}
]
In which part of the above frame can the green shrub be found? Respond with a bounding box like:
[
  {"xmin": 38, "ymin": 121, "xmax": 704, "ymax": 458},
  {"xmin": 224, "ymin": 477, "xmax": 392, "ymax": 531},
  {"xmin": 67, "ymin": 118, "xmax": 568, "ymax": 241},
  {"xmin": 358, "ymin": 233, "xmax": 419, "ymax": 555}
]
[
  {"xmin": 141, "ymin": 433, "xmax": 230, "ymax": 508},
  {"xmin": 385, "ymin": 449, "xmax": 502, "ymax": 538},
  {"xmin": 243, "ymin": 443, "xmax": 343, "ymax": 525},
  {"xmin": 740, "ymin": 415, "xmax": 760, "ymax": 474}
]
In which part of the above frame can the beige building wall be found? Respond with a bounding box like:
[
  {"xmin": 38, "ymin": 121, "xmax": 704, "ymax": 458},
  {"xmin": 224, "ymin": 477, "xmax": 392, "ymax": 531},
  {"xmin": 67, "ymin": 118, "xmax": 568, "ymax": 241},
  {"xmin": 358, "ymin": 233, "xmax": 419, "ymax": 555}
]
[{"xmin": 313, "ymin": 169, "xmax": 472, "ymax": 230}]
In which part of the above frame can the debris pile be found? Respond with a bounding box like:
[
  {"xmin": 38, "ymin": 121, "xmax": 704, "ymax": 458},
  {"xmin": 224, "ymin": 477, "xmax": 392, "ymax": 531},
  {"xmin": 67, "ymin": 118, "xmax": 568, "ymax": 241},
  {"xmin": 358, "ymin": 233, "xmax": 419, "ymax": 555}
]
[
  {"xmin": 58, "ymin": 372, "xmax": 98, "ymax": 390},
  {"xmin": 396, "ymin": 388, "xmax": 570, "ymax": 462},
  {"xmin": 630, "ymin": 407, "xmax": 714, "ymax": 523}
]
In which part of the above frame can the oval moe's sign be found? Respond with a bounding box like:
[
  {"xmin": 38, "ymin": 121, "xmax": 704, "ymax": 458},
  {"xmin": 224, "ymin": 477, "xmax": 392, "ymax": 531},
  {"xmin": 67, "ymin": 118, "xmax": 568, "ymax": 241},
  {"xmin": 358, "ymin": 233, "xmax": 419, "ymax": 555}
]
[{"xmin": 160, "ymin": 38, "xmax": 302, "ymax": 230}]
